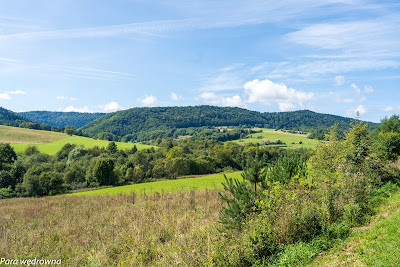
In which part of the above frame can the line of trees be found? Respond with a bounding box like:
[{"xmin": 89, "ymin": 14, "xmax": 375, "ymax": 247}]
[{"xmin": 0, "ymin": 133, "xmax": 305, "ymax": 198}]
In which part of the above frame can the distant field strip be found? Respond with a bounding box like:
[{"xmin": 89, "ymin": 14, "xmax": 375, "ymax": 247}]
[
  {"xmin": 0, "ymin": 125, "xmax": 66, "ymax": 144},
  {"xmin": 70, "ymin": 171, "xmax": 243, "ymax": 196},
  {"xmin": 234, "ymin": 128, "xmax": 318, "ymax": 149},
  {"xmin": 0, "ymin": 125, "xmax": 154, "ymax": 155}
]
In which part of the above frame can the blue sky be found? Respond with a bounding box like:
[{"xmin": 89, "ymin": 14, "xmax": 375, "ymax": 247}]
[{"xmin": 0, "ymin": 0, "xmax": 399, "ymax": 122}]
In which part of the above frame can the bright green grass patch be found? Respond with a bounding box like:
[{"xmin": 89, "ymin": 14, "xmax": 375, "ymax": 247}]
[
  {"xmin": 10, "ymin": 136, "xmax": 154, "ymax": 155},
  {"xmin": 233, "ymin": 129, "xmax": 318, "ymax": 149},
  {"xmin": 70, "ymin": 171, "xmax": 242, "ymax": 196},
  {"xmin": 309, "ymin": 189, "xmax": 400, "ymax": 267},
  {"xmin": 0, "ymin": 125, "xmax": 154, "ymax": 155}
]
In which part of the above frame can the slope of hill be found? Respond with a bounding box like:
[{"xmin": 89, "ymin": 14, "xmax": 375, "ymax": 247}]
[
  {"xmin": 309, "ymin": 188, "xmax": 400, "ymax": 266},
  {"xmin": 18, "ymin": 111, "xmax": 106, "ymax": 128},
  {"xmin": 0, "ymin": 106, "xmax": 32, "ymax": 126},
  {"xmin": 0, "ymin": 125, "xmax": 154, "ymax": 155},
  {"xmin": 79, "ymin": 105, "xmax": 372, "ymax": 141}
]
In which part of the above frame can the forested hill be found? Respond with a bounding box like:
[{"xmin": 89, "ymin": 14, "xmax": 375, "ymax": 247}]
[
  {"xmin": 0, "ymin": 106, "xmax": 32, "ymax": 127},
  {"xmin": 18, "ymin": 111, "xmax": 106, "ymax": 128},
  {"xmin": 79, "ymin": 105, "xmax": 372, "ymax": 141}
]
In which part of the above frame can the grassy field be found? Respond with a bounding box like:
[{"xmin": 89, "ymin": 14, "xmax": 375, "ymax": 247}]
[
  {"xmin": 309, "ymin": 190, "xmax": 400, "ymax": 266},
  {"xmin": 0, "ymin": 125, "xmax": 154, "ymax": 155},
  {"xmin": 233, "ymin": 128, "xmax": 318, "ymax": 149},
  {"xmin": 0, "ymin": 189, "xmax": 224, "ymax": 266},
  {"xmin": 71, "ymin": 171, "xmax": 242, "ymax": 196}
]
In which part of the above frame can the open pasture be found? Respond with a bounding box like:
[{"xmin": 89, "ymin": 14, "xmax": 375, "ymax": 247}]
[
  {"xmin": 234, "ymin": 128, "xmax": 318, "ymax": 149},
  {"xmin": 0, "ymin": 189, "xmax": 223, "ymax": 266},
  {"xmin": 71, "ymin": 171, "xmax": 242, "ymax": 196},
  {"xmin": 0, "ymin": 125, "xmax": 154, "ymax": 155}
]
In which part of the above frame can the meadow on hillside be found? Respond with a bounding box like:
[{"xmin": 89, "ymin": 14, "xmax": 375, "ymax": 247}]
[
  {"xmin": 233, "ymin": 128, "xmax": 318, "ymax": 148},
  {"xmin": 71, "ymin": 171, "xmax": 242, "ymax": 196},
  {"xmin": 0, "ymin": 125, "xmax": 153, "ymax": 155}
]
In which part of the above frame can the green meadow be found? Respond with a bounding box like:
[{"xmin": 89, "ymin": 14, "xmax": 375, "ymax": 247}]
[
  {"xmin": 70, "ymin": 171, "xmax": 242, "ymax": 196},
  {"xmin": 234, "ymin": 128, "xmax": 318, "ymax": 148},
  {"xmin": 0, "ymin": 125, "xmax": 154, "ymax": 155}
]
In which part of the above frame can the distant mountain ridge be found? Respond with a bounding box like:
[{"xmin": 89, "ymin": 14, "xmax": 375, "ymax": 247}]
[
  {"xmin": 0, "ymin": 107, "xmax": 32, "ymax": 127},
  {"xmin": 19, "ymin": 111, "xmax": 106, "ymax": 128},
  {"xmin": 79, "ymin": 105, "xmax": 375, "ymax": 141}
]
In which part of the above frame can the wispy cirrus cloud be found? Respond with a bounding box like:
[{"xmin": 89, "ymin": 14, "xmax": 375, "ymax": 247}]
[
  {"xmin": 285, "ymin": 16, "xmax": 400, "ymax": 54},
  {"xmin": 0, "ymin": 57, "xmax": 17, "ymax": 62},
  {"xmin": 56, "ymin": 96, "xmax": 77, "ymax": 101},
  {"xmin": 0, "ymin": 1, "xmax": 374, "ymax": 41}
]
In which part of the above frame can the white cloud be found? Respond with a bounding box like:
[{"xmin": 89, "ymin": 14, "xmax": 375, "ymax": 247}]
[
  {"xmin": 351, "ymin": 83, "xmax": 361, "ymax": 94},
  {"xmin": 0, "ymin": 90, "xmax": 26, "ymax": 100},
  {"xmin": 138, "ymin": 95, "xmax": 157, "ymax": 106},
  {"xmin": 199, "ymin": 71, "xmax": 243, "ymax": 92},
  {"xmin": 346, "ymin": 105, "xmax": 368, "ymax": 117},
  {"xmin": 337, "ymin": 97, "xmax": 355, "ymax": 103},
  {"xmin": 9, "ymin": 90, "xmax": 26, "ymax": 95},
  {"xmin": 243, "ymin": 79, "xmax": 314, "ymax": 111},
  {"xmin": 0, "ymin": 93, "xmax": 11, "ymax": 100},
  {"xmin": 334, "ymin": 75, "xmax": 345, "ymax": 86},
  {"xmin": 63, "ymin": 106, "xmax": 90, "ymax": 113},
  {"xmin": 267, "ymin": 60, "xmax": 399, "ymax": 79},
  {"xmin": 0, "ymin": 1, "xmax": 356, "ymax": 42},
  {"xmin": 170, "ymin": 92, "xmax": 182, "ymax": 101},
  {"xmin": 381, "ymin": 106, "xmax": 394, "ymax": 112},
  {"xmin": 199, "ymin": 92, "xmax": 246, "ymax": 108},
  {"xmin": 285, "ymin": 17, "xmax": 400, "ymax": 54},
  {"xmin": 56, "ymin": 96, "xmax": 77, "ymax": 101},
  {"xmin": 278, "ymin": 103, "xmax": 296, "ymax": 111},
  {"xmin": 364, "ymin": 85, "xmax": 374, "ymax": 93},
  {"xmin": 99, "ymin": 101, "xmax": 123, "ymax": 112}
]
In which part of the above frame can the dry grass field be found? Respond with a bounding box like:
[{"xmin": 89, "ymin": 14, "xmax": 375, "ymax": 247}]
[{"xmin": 0, "ymin": 190, "xmax": 223, "ymax": 266}]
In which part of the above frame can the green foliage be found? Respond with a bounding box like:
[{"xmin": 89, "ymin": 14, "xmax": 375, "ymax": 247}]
[
  {"xmin": 18, "ymin": 111, "xmax": 105, "ymax": 128},
  {"xmin": 372, "ymin": 115, "xmax": 400, "ymax": 161},
  {"xmin": 0, "ymin": 143, "xmax": 17, "ymax": 170},
  {"xmin": 23, "ymin": 145, "xmax": 40, "ymax": 156},
  {"xmin": 64, "ymin": 125, "xmax": 75, "ymax": 136},
  {"xmin": 219, "ymin": 175, "xmax": 254, "ymax": 231},
  {"xmin": 97, "ymin": 132, "xmax": 119, "ymax": 141},
  {"xmin": 90, "ymin": 158, "xmax": 117, "ymax": 186},
  {"xmin": 56, "ymin": 143, "xmax": 77, "ymax": 160},
  {"xmin": 106, "ymin": 141, "xmax": 118, "ymax": 154},
  {"xmin": 0, "ymin": 106, "xmax": 31, "ymax": 127},
  {"xmin": 0, "ymin": 170, "xmax": 13, "ymax": 188},
  {"xmin": 242, "ymin": 156, "xmax": 267, "ymax": 200},
  {"xmin": 0, "ymin": 187, "xmax": 16, "ymax": 199},
  {"xmin": 67, "ymin": 146, "xmax": 88, "ymax": 165},
  {"xmin": 266, "ymin": 154, "xmax": 307, "ymax": 184},
  {"xmin": 80, "ymin": 106, "xmax": 365, "ymax": 141},
  {"xmin": 38, "ymin": 171, "xmax": 67, "ymax": 195}
]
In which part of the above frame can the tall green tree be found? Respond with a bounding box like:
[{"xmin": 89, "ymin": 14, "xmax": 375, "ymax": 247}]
[
  {"xmin": 64, "ymin": 125, "xmax": 75, "ymax": 136},
  {"xmin": 92, "ymin": 158, "xmax": 116, "ymax": 186},
  {"xmin": 0, "ymin": 143, "xmax": 17, "ymax": 170},
  {"xmin": 242, "ymin": 156, "xmax": 266, "ymax": 201}
]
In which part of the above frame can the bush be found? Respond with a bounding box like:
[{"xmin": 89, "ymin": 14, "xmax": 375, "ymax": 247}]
[{"xmin": 0, "ymin": 187, "xmax": 16, "ymax": 199}]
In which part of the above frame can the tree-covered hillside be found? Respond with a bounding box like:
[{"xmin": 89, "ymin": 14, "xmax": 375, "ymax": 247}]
[
  {"xmin": 0, "ymin": 106, "xmax": 32, "ymax": 127},
  {"xmin": 19, "ymin": 111, "xmax": 106, "ymax": 128},
  {"xmin": 80, "ymin": 106, "xmax": 370, "ymax": 141}
]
